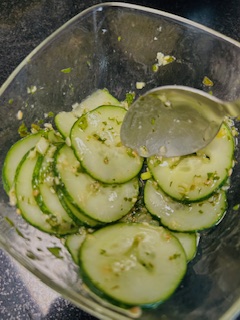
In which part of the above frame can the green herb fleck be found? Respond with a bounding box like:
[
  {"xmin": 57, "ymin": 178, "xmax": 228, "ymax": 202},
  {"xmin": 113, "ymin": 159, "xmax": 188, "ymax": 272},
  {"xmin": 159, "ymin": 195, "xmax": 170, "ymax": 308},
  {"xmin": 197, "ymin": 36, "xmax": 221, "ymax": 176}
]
[
  {"xmin": 18, "ymin": 122, "xmax": 29, "ymax": 137},
  {"xmin": 207, "ymin": 172, "xmax": 214, "ymax": 179},
  {"xmin": 140, "ymin": 261, "xmax": 154, "ymax": 271},
  {"xmin": 47, "ymin": 111, "xmax": 54, "ymax": 118},
  {"xmin": 126, "ymin": 148, "xmax": 136, "ymax": 158},
  {"xmin": 100, "ymin": 249, "xmax": 107, "ymax": 255},
  {"xmin": 61, "ymin": 67, "xmax": 72, "ymax": 74},
  {"xmin": 124, "ymin": 197, "xmax": 133, "ymax": 202},
  {"xmin": 47, "ymin": 247, "xmax": 63, "ymax": 259},
  {"xmin": 46, "ymin": 215, "xmax": 60, "ymax": 227},
  {"xmin": 125, "ymin": 92, "xmax": 135, "ymax": 106},
  {"xmin": 38, "ymin": 119, "xmax": 44, "ymax": 125},
  {"xmin": 8, "ymin": 98, "xmax": 14, "ymax": 104},
  {"xmin": 78, "ymin": 116, "xmax": 88, "ymax": 130},
  {"xmin": 107, "ymin": 117, "xmax": 121, "ymax": 125},
  {"xmin": 31, "ymin": 123, "xmax": 41, "ymax": 132},
  {"xmin": 169, "ymin": 253, "xmax": 181, "ymax": 260},
  {"xmin": 165, "ymin": 56, "xmax": 175, "ymax": 64},
  {"xmin": 93, "ymin": 133, "xmax": 106, "ymax": 143},
  {"xmin": 152, "ymin": 157, "xmax": 162, "ymax": 167},
  {"xmin": 233, "ymin": 204, "xmax": 240, "ymax": 211},
  {"xmin": 207, "ymin": 171, "xmax": 220, "ymax": 181},
  {"xmin": 203, "ymin": 76, "xmax": 214, "ymax": 87},
  {"xmin": 152, "ymin": 64, "xmax": 159, "ymax": 72}
]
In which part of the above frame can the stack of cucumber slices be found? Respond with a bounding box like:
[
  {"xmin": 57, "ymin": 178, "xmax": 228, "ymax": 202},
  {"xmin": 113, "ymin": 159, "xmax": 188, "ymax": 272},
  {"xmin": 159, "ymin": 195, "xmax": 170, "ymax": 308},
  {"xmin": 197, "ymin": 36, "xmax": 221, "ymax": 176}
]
[{"xmin": 2, "ymin": 89, "xmax": 236, "ymax": 309}]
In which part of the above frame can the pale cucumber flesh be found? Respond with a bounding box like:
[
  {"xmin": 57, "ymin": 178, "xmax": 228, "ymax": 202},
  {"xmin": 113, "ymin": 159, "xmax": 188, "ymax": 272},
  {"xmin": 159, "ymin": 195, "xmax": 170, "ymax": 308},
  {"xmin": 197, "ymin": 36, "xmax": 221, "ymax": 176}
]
[
  {"xmin": 79, "ymin": 223, "xmax": 187, "ymax": 307},
  {"xmin": 144, "ymin": 179, "xmax": 227, "ymax": 232},
  {"xmin": 55, "ymin": 144, "xmax": 139, "ymax": 223},
  {"xmin": 147, "ymin": 123, "xmax": 234, "ymax": 202},
  {"xmin": 70, "ymin": 105, "xmax": 143, "ymax": 184},
  {"xmin": 15, "ymin": 150, "xmax": 77, "ymax": 235},
  {"xmin": 3, "ymin": 132, "xmax": 43, "ymax": 193}
]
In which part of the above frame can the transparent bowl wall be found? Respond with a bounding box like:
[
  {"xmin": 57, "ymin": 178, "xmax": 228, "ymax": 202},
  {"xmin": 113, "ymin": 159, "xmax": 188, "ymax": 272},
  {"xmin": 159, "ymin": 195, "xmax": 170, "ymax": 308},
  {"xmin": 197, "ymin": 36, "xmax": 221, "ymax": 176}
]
[{"xmin": 0, "ymin": 3, "xmax": 240, "ymax": 320}]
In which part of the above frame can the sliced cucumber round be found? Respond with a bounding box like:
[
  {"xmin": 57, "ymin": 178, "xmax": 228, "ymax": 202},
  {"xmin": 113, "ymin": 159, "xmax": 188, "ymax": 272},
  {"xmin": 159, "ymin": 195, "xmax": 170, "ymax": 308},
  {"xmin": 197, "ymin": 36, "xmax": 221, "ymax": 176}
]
[
  {"xmin": 32, "ymin": 144, "xmax": 78, "ymax": 233},
  {"xmin": 172, "ymin": 231, "xmax": 199, "ymax": 262},
  {"xmin": 55, "ymin": 89, "xmax": 122, "ymax": 139},
  {"xmin": 55, "ymin": 111, "xmax": 77, "ymax": 139},
  {"xmin": 57, "ymin": 190, "xmax": 101, "ymax": 228},
  {"xmin": 2, "ymin": 131, "xmax": 43, "ymax": 193},
  {"xmin": 147, "ymin": 123, "xmax": 234, "ymax": 202},
  {"xmin": 72, "ymin": 88, "xmax": 122, "ymax": 117},
  {"xmin": 70, "ymin": 105, "xmax": 143, "ymax": 184},
  {"xmin": 54, "ymin": 144, "xmax": 139, "ymax": 223},
  {"xmin": 79, "ymin": 223, "xmax": 187, "ymax": 307},
  {"xmin": 144, "ymin": 179, "xmax": 227, "ymax": 232},
  {"xmin": 15, "ymin": 149, "xmax": 77, "ymax": 235},
  {"xmin": 65, "ymin": 231, "xmax": 87, "ymax": 264}
]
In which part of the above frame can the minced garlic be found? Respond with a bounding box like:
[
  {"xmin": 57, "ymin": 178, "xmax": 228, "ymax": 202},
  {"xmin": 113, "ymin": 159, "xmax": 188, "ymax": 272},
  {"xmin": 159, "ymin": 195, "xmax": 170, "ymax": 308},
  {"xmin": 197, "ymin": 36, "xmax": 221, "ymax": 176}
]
[
  {"xmin": 152, "ymin": 52, "xmax": 176, "ymax": 72},
  {"xmin": 136, "ymin": 82, "xmax": 146, "ymax": 90},
  {"xmin": 27, "ymin": 85, "xmax": 37, "ymax": 94},
  {"xmin": 17, "ymin": 110, "xmax": 23, "ymax": 120},
  {"xmin": 156, "ymin": 52, "xmax": 176, "ymax": 67}
]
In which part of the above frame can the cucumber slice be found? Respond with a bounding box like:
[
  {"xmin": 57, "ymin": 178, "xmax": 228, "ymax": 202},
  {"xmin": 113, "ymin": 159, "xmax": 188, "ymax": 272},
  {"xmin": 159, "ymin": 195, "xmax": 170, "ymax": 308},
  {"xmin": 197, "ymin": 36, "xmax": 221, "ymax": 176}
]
[
  {"xmin": 144, "ymin": 179, "xmax": 227, "ymax": 232},
  {"xmin": 71, "ymin": 105, "xmax": 143, "ymax": 184},
  {"xmin": 15, "ymin": 149, "xmax": 77, "ymax": 235},
  {"xmin": 65, "ymin": 231, "xmax": 87, "ymax": 264},
  {"xmin": 57, "ymin": 190, "xmax": 101, "ymax": 228},
  {"xmin": 55, "ymin": 89, "xmax": 122, "ymax": 139},
  {"xmin": 172, "ymin": 231, "xmax": 199, "ymax": 262},
  {"xmin": 72, "ymin": 88, "xmax": 122, "ymax": 117},
  {"xmin": 55, "ymin": 144, "xmax": 139, "ymax": 223},
  {"xmin": 147, "ymin": 123, "xmax": 234, "ymax": 202},
  {"xmin": 54, "ymin": 111, "xmax": 77, "ymax": 139},
  {"xmin": 32, "ymin": 144, "xmax": 78, "ymax": 233},
  {"xmin": 2, "ymin": 131, "xmax": 43, "ymax": 193},
  {"xmin": 2, "ymin": 129, "xmax": 63, "ymax": 194},
  {"xmin": 79, "ymin": 223, "xmax": 187, "ymax": 307}
]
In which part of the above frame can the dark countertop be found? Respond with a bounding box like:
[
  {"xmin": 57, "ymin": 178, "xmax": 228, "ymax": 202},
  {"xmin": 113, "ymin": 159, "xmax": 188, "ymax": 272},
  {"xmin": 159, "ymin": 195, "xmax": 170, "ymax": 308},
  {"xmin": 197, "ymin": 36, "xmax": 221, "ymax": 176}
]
[{"xmin": 0, "ymin": 1, "xmax": 240, "ymax": 319}]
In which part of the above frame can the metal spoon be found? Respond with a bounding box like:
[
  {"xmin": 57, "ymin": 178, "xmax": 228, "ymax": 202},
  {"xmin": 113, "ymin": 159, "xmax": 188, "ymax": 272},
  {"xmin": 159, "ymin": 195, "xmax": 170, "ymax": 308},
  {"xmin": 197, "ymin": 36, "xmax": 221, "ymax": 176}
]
[{"xmin": 120, "ymin": 85, "xmax": 239, "ymax": 157}]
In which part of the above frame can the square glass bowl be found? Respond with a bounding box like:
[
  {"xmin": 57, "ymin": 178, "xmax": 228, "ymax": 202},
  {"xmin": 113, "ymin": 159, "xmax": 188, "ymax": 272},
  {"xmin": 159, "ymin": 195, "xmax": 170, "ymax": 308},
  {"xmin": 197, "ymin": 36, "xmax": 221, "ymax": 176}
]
[{"xmin": 0, "ymin": 2, "xmax": 240, "ymax": 319}]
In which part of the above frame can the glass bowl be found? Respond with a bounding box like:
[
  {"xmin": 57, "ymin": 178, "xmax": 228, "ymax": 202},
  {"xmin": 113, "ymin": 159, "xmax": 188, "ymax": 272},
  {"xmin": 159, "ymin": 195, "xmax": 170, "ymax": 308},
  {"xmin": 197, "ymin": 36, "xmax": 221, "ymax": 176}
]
[{"xmin": 0, "ymin": 2, "xmax": 240, "ymax": 319}]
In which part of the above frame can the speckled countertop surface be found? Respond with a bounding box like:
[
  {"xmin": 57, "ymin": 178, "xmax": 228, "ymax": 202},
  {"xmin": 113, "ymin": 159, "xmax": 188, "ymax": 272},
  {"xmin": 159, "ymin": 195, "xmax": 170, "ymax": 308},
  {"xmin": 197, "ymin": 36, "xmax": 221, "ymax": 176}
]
[{"xmin": 0, "ymin": 0, "xmax": 240, "ymax": 319}]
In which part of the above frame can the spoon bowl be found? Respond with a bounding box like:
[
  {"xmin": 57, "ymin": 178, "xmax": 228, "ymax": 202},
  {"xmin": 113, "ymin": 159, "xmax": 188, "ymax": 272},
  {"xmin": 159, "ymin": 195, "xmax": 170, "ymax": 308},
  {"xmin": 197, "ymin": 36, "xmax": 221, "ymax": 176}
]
[{"xmin": 120, "ymin": 86, "xmax": 240, "ymax": 157}]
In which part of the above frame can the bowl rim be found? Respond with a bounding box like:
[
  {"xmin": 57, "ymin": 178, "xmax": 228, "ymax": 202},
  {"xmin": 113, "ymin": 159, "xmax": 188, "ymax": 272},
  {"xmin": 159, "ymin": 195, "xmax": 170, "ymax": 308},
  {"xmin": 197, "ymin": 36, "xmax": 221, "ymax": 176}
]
[
  {"xmin": 0, "ymin": 2, "xmax": 240, "ymax": 320},
  {"xmin": 1, "ymin": 2, "xmax": 240, "ymax": 96}
]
